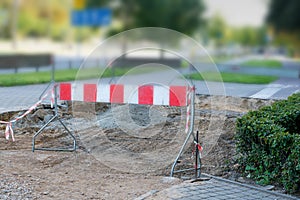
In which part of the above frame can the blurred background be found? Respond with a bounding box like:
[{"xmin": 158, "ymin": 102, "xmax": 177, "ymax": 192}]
[
  {"xmin": 0, "ymin": 0, "xmax": 299, "ymax": 86},
  {"xmin": 1, "ymin": 0, "xmax": 299, "ymax": 55}
]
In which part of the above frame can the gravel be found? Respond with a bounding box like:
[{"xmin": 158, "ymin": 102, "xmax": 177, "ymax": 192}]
[{"xmin": 0, "ymin": 175, "xmax": 34, "ymax": 200}]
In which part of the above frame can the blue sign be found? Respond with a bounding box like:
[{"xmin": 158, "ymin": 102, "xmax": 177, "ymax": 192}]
[{"xmin": 71, "ymin": 8, "xmax": 111, "ymax": 26}]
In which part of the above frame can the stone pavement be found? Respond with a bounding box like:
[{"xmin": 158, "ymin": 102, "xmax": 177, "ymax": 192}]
[
  {"xmin": 0, "ymin": 83, "xmax": 50, "ymax": 113},
  {"xmin": 138, "ymin": 175, "xmax": 299, "ymax": 200}
]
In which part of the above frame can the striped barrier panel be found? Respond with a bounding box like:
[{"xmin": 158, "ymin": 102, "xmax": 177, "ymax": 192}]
[{"xmin": 59, "ymin": 82, "xmax": 189, "ymax": 107}]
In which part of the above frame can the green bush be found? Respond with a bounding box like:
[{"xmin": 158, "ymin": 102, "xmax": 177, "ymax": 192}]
[{"xmin": 235, "ymin": 93, "xmax": 300, "ymax": 193}]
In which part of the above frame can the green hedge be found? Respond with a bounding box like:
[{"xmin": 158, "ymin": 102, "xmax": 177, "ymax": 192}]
[{"xmin": 235, "ymin": 93, "xmax": 300, "ymax": 193}]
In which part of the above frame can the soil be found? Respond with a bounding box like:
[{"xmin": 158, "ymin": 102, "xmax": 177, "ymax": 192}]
[{"xmin": 0, "ymin": 95, "xmax": 288, "ymax": 199}]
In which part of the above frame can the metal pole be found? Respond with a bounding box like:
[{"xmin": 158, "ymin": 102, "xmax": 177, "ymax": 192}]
[
  {"xmin": 195, "ymin": 130, "xmax": 199, "ymax": 178},
  {"xmin": 54, "ymin": 84, "xmax": 58, "ymax": 114},
  {"xmin": 51, "ymin": 60, "xmax": 55, "ymax": 82},
  {"xmin": 38, "ymin": 60, "xmax": 55, "ymax": 100}
]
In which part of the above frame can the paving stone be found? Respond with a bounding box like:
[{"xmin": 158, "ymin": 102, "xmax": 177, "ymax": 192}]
[{"xmin": 144, "ymin": 176, "xmax": 300, "ymax": 200}]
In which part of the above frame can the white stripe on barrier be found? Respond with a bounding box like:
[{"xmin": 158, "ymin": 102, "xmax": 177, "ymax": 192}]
[
  {"xmin": 72, "ymin": 83, "xmax": 84, "ymax": 102},
  {"xmin": 124, "ymin": 85, "xmax": 138, "ymax": 104},
  {"xmin": 153, "ymin": 85, "xmax": 169, "ymax": 106},
  {"xmin": 97, "ymin": 84, "xmax": 110, "ymax": 103}
]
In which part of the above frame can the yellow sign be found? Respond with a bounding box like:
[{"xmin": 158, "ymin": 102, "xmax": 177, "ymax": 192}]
[{"xmin": 73, "ymin": 0, "xmax": 85, "ymax": 10}]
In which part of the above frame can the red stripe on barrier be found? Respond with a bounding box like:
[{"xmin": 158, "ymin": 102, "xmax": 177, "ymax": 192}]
[
  {"xmin": 110, "ymin": 84, "xmax": 124, "ymax": 103},
  {"xmin": 84, "ymin": 84, "xmax": 97, "ymax": 102},
  {"xmin": 60, "ymin": 83, "xmax": 72, "ymax": 100},
  {"xmin": 138, "ymin": 85, "xmax": 153, "ymax": 105},
  {"xmin": 169, "ymin": 86, "xmax": 187, "ymax": 106}
]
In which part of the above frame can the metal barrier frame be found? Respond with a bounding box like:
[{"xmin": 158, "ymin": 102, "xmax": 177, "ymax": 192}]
[
  {"xmin": 170, "ymin": 86, "xmax": 201, "ymax": 178},
  {"xmin": 32, "ymin": 74, "xmax": 199, "ymax": 176},
  {"xmin": 32, "ymin": 64, "xmax": 76, "ymax": 152}
]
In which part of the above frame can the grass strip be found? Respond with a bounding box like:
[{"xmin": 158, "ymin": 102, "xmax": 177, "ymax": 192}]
[
  {"xmin": 0, "ymin": 66, "xmax": 165, "ymax": 87},
  {"xmin": 0, "ymin": 68, "xmax": 124, "ymax": 86},
  {"xmin": 240, "ymin": 59, "xmax": 282, "ymax": 68},
  {"xmin": 187, "ymin": 72, "xmax": 278, "ymax": 84}
]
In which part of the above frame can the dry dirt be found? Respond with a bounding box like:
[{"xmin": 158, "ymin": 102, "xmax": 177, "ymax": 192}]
[{"xmin": 0, "ymin": 95, "xmax": 276, "ymax": 199}]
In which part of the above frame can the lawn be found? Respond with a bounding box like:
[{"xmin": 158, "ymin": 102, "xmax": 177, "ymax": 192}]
[
  {"xmin": 0, "ymin": 68, "xmax": 120, "ymax": 87},
  {"xmin": 0, "ymin": 66, "xmax": 165, "ymax": 87},
  {"xmin": 0, "ymin": 65, "xmax": 279, "ymax": 86},
  {"xmin": 240, "ymin": 59, "xmax": 282, "ymax": 68},
  {"xmin": 187, "ymin": 72, "xmax": 278, "ymax": 84}
]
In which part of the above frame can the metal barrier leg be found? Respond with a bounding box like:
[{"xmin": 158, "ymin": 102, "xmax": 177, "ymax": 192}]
[
  {"xmin": 32, "ymin": 114, "xmax": 57, "ymax": 152},
  {"xmin": 57, "ymin": 118, "xmax": 77, "ymax": 151},
  {"xmin": 170, "ymin": 86, "xmax": 201, "ymax": 177},
  {"xmin": 32, "ymin": 83, "xmax": 76, "ymax": 152},
  {"xmin": 195, "ymin": 131, "xmax": 201, "ymax": 178},
  {"xmin": 32, "ymin": 114, "xmax": 77, "ymax": 152},
  {"xmin": 170, "ymin": 128, "xmax": 194, "ymax": 177}
]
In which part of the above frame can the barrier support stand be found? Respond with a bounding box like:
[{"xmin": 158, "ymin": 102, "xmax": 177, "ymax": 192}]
[
  {"xmin": 195, "ymin": 130, "xmax": 201, "ymax": 178},
  {"xmin": 170, "ymin": 86, "xmax": 201, "ymax": 177},
  {"xmin": 32, "ymin": 63, "xmax": 76, "ymax": 152}
]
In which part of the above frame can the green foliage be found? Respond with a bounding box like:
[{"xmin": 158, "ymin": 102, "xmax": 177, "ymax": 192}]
[
  {"xmin": 207, "ymin": 14, "xmax": 227, "ymax": 46},
  {"xmin": 112, "ymin": 0, "xmax": 205, "ymax": 36},
  {"xmin": 266, "ymin": 0, "xmax": 300, "ymax": 56},
  {"xmin": 85, "ymin": 0, "xmax": 110, "ymax": 8},
  {"xmin": 0, "ymin": 66, "xmax": 163, "ymax": 86},
  {"xmin": 235, "ymin": 93, "xmax": 300, "ymax": 193},
  {"xmin": 239, "ymin": 27, "xmax": 260, "ymax": 46},
  {"xmin": 267, "ymin": 0, "xmax": 300, "ymax": 32},
  {"xmin": 230, "ymin": 26, "xmax": 268, "ymax": 46},
  {"xmin": 204, "ymin": 15, "xmax": 268, "ymax": 47},
  {"xmin": 241, "ymin": 59, "xmax": 282, "ymax": 68},
  {"xmin": 14, "ymin": 0, "xmax": 70, "ymax": 40},
  {"xmin": 188, "ymin": 72, "xmax": 278, "ymax": 84},
  {"xmin": 0, "ymin": 68, "xmax": 106, "ymax": 86}
]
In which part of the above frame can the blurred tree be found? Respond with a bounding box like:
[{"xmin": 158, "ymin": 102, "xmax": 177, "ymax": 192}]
[
  {"xmin": 108, "ymin": 0, "xmax": 205, "ymax": 57},
  {"xmin": 1, "ymin": 0, "xmax": 207, "ymax": 44},
  {"xmin": 207, "ymin": 14, "xmax": 227, "ymax": 46},
  {"xmin": 236, "ymin": 26, "xmax": 259, "ymax": 46},
  {"xmin": 110, "ymin": 0, "xmax": 205, "ymax": 36},
  {"xmin": 206, "ymin": 13, "xmax": 268, "ymax": 47},
  {"xmin": 0, "ymin": 0, "xmax": 12, "ymax": 39},
  {"xmin": 233, "ymin": 27, "xmax": 263, "ymax": 46},
  {"xmin": 256, "ymin": 26, "xmax": 268, "ymax": 46},
  {"xmin": 266, "ymin": 0, "xmax": 300, "ymax": 56},
  {"xmin": 85, "ymin": 0, "xmax": 110, "ymax": 8},
  {"xmin": 134, "ymin": 0, "xmax": 205, "ymax": 35},
  {"xmin": 18, "ymin": 0, "xmax": 69, "ymax": 40},
  {"xmin": 267, "ymin": 0, "xmax": 300, "ymax": 32}
]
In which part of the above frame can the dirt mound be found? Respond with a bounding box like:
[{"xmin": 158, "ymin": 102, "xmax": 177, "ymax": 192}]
[{"xmin": 0, "ymin": 95, "xmax": 275, "ymax": 199}]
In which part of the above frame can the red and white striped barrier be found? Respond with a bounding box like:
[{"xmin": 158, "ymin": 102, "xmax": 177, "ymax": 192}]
[
  {"xmin": 60, "ymin": 83, "xmax": 189, "ymax": 107},
  {"xmin": 2, "ymin": 82, "xmax": 195, "ymax": 141}
]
